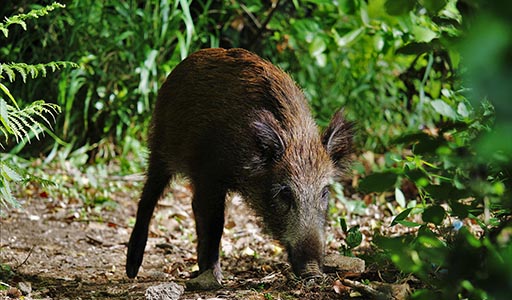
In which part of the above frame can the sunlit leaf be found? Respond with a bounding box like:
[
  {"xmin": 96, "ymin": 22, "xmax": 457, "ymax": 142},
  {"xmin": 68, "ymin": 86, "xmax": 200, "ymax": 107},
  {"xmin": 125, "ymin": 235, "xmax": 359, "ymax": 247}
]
[
  {"xmin": 309, "ymin": 36, "xmax": 326, "ymax": 57},
  {"xmin": 457, "ymin": 102, "xmax": 469, "ymax": 117},
  {"xmin": 335, "ymin": 27, "xmax": 364, "ymax": 48},
  {"xmin": 395, "ymin": 187, "xmax": 406, "ymax": 208},
  {"xmin": 1, "ymin": 163, "xmax": 23, "ymax": 182},
  {"xmin": 431, "ymin": 99, "xmax": 457, "ymax": 119}
]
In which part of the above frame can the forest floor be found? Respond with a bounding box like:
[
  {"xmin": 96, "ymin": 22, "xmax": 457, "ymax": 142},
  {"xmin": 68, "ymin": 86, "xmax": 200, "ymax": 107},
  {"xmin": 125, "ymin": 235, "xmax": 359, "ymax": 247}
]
[{"xmin": 1, "ymin": 162, "xmax": 414, "ymax": 300}]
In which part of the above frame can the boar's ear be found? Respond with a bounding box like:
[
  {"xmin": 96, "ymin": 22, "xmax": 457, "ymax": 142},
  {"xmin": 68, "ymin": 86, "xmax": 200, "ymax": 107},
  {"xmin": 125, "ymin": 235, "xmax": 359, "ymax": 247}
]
[
  {"xmin": 322, "ymin": 109, "xmax": 354, "ymax": 172},
  {"xmin": 251, "ymin": 110, "xmax": 286, "ymax": 166}
]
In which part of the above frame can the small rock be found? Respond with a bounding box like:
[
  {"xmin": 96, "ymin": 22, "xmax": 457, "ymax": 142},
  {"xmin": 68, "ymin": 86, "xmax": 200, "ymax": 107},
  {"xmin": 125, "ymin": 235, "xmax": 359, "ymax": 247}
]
[
  {"xmin": 323, "ymin": 253, "xmax": 365, "ymax": 274},
  {"xmin": 18, "ymin": 281, "xmax": 32, "ymax": 295},
  {"xmin": 371, "ymin": 281, "xmax": 410, "ymax": 300},
  {"xmin": 145, "ymin": 282, "xmax": 184, "ymax": 300}
]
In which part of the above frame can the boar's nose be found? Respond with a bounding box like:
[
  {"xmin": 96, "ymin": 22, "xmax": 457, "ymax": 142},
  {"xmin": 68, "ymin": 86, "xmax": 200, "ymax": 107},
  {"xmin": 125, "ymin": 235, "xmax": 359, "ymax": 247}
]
[{"xmin": 287, "ymin": 232, "xmax": 324, "ymax": 278}]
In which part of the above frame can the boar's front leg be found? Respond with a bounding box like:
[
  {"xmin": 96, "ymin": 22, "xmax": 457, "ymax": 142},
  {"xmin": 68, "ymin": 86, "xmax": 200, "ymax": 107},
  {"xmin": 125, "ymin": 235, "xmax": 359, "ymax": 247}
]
[{"xmin": 187, "ymin": 179, "xmax": 226, "ymax": 290}]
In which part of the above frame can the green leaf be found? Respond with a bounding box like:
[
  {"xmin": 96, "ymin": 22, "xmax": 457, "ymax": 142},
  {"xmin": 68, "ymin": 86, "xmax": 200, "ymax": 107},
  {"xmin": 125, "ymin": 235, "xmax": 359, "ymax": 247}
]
[
  {"xmin": 309, "ymin": 36, "xmax": 326, "ymax": 57},
  {"xmin": 334, "ymin": 27, "xmax": 364, "ymax": 48},
  {"xmin": 0, "ymin": 98, "xmax": 12, "ymax": 135},
  {"xmin": 346, "ymin": 226, "xmax": 363, "ymax": 248},
  {"xmin": 391, "ymin": 208, "xmax": 413, "ymax": 226},
  {"xmin": 385, "ymin": 0, "xmax": 416, "ymax": 16},
  {"xmin": 449, "ymin": 201, "xmax": 470, "ymax": 218},
  {"xmin": 420, "ymin": 0, "xmax": 447, "ymax": 14},
  {"xmin": 1, "ymin": 163, "xmax": 23, "ymax": 182},
  {"xmin": 431, "ymin": 99, "xmax": 457, "ymax": 119},
  {"xmin": 425, "ymin": 183, "xmax": 469, "ymax": 201},
  {"xmin": 457, "ymin": 102, "xmax": 469, "ymax": 117},
  {"xmin": 422, "ymin": 205, "xmax": 445, "ymax": 225},
  {"xmin": 339, "ymin": 217, "xmax": 348, "ymax": 233},
  {"xmin": 358, "ymin": 171, "xmax": 398, "ymax": 193},
  {"xmin": 396, "ymin": 220, "xmax": 422, "ymax": 227},
  {"xmin": 395, "ymin": 187, "xmax": 406, "ymax": 207},
  {"xmin": 338, "ymin": 0, "xmax": 357, "ymax": 14},
  {"xmin": 412, "ymin": 25, "xmax": 437, "ymax": 42}
]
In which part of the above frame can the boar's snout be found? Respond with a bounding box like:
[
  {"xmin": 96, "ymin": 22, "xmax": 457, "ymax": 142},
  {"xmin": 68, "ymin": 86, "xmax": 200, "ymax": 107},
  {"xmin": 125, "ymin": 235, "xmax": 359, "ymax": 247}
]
[{"xmin": 287, "ymin": 231, "xmax": 324, "ymax": 278}]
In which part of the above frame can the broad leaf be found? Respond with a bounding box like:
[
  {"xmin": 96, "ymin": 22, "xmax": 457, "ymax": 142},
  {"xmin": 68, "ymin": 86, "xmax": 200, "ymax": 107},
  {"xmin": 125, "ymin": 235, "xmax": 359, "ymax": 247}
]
[
  {"xmin": 346, "ymin": 226, "xmax": 363, "ymax": 248},
  {"xmin": 395, "ymin": 187, "xmax": 406, "ymax": 208},
  {"xmin": 335, "ymin": 27, "xmax": 364, "ymax": 48},
  {"xmin": 391, "ymin": 207, "xmax": 413, "ymax": 226},
  {"xmin": 431, "ymin": 99, "xmax": 457, "ymax": 119},
  {"xmin": 422, "ymin": 205, "xmax": 445, "ymax": 225},
  {"xmin": 358, "ymin": 171, "xmax": 398, "ymax": 193},
  {"xmin": 420, "ymin": 0, "xmax": 447, "ymax": 14}
]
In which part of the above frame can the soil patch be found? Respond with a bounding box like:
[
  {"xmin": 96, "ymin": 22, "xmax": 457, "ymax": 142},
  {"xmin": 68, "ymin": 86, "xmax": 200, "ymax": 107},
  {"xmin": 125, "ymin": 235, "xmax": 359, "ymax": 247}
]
[{"xmin": 1, "ymin": 179, "xmax": 397, "ymax": 299}]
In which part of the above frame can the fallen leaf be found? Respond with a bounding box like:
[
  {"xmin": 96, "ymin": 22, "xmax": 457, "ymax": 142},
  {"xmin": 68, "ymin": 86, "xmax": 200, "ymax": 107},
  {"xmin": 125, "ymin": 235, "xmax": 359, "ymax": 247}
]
[{"xmin": 333, "ymin": 279, "xmax": 349, "ymax": 294}]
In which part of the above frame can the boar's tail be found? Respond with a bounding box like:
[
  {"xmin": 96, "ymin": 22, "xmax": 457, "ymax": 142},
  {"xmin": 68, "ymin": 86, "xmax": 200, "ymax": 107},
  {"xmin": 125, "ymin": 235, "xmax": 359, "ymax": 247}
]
[{"xmin": 126, "ymin": 159, "xmax": 172, "ymax": 278}]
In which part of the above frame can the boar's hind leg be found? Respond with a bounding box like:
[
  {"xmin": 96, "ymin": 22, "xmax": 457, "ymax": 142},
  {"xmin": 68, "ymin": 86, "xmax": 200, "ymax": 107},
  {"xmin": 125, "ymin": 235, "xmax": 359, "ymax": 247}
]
[
  {"xmin": 191, "ymin": 180, "xmax": 227, "ymax": 284},
  {"xmin": 126, "ymin": 159, "xmax": 172, "ymax": 278}
]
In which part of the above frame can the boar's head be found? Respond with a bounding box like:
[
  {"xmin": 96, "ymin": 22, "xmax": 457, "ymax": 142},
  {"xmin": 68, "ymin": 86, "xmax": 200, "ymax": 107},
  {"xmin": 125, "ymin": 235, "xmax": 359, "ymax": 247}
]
[{"xmin": 243, "ymin": 109, "xmax": 353, "ymax": 277}]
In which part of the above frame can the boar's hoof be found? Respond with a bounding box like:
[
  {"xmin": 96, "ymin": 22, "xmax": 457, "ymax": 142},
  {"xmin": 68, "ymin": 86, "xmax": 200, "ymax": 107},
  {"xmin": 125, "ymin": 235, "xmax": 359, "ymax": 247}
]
[
  {"xmin": 299, "ymin": 261, "xmax": 323, "ymax": 279},
  {"xmin": 186, "ymin": 269, "xmax": 222, "ymax": 291}
]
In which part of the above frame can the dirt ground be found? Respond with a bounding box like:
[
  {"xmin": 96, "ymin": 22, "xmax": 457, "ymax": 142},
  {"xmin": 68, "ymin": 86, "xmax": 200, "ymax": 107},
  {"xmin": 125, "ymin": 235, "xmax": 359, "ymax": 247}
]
[{"xmin": 0, "ymin": 173, "xmax": 405, "ymax": 300}]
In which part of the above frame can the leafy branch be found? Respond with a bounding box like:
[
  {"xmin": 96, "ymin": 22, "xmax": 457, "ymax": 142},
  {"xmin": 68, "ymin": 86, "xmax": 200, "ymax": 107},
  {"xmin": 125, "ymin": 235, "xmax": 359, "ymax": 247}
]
[
  {"xmin": 0, "ymin": 2, "xmax": 65, "ymax": 37},
  {"xmin": 0, "ymin": 61, "xmax": 79, "ymax": 83},
  {"xmin": 0, "ymin": 2, "xmax": 73, "ymax": 208}
]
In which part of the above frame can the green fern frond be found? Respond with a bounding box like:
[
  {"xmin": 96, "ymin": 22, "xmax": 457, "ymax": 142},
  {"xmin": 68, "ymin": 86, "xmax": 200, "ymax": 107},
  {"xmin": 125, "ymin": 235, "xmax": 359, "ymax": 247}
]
[
  {"xmin": 0, "ymin": 161, "xmax": 23, "ymax": 208},
  {"xmin": 0, "ymin": 65, "xmax": 16, "ymax": 83},
  {"xmin": 5, "ymin": 115, "xmax": 27, "ymax": 143},
  {"xmin": 0, "ymin": 2, "xmax": 65, "ymax": 38},
  {"xmin": 10, "ymin": 108, "xmax": 43, "ymax": 143},
  {"xmin": 0, "ymin": 61, "xmax": 78, "ymax": 83},
  {"xmin": 37, "ymin": 64, "xmax": 48, "ymax": 78},
  {"xmin": 0, "ymin": 98, "xmax": 61, "ymax": 147}
]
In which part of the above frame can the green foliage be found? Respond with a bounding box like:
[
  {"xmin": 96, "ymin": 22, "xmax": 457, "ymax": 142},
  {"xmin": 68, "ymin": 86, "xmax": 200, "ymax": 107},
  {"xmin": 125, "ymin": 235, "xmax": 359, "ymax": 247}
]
[
  {"xmin": 0, "ymin": 2, "xmax": 75, "ymax": 207},
  {"xmin": 0, "ymin": 2, "xmax": 64, "ymax": 37},
  {"xmin": 339, "ymin": 217, "xmax": 363, "ymax": 256},
  {"xmin": 350, "ymin": 1, "xmax": 512, "ymax": 298},
  {"xmin": 0, "ymin": 98, "xmax": 60, "ymax": 145},
  {"xmin": 0, "ymin": 61, "xmax": 77, "ymax": 83},
  {"xmin": 1, "ymin": 0, "xmax": 219, "ymax": 159},
  {"xmin": 2, "ymin": 1, "xmax": 510, "ymax": 298}
]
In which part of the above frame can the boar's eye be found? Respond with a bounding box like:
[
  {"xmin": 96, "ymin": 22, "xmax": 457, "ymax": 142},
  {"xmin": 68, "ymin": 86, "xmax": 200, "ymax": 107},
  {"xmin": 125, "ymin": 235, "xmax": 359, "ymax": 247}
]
[
  {"xmin": 271, "ymin": 184, "xmax": 295, "ymax": 211},
  {"xmin": 280, "ymin": 185, "xmax": 294, "ymax": 208}
]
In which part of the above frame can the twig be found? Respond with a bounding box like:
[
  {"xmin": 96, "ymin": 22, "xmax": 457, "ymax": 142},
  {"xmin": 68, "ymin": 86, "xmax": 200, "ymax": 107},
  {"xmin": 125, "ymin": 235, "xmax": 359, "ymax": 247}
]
[
  {"xmin": 15, "ymin": 245, "xmax": 34, "ymax": 270},
  {"xmin": 248, "ymin": 0, "xmax": 281, "ymax": 49},
  {"xmin": 240, "ymin": 4, "xmax": 261, "ymax": 29},
  {"xmin": 342, "ymin": 278, "xmax": 390, "ymax": 299}
]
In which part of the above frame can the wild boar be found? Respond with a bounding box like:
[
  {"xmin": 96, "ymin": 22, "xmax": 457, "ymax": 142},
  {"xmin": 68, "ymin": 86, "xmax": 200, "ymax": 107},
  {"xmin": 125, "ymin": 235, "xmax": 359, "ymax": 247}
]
[{"xmin": 126, "ymin": 48, "xmax": 353, "ymax": 288}]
